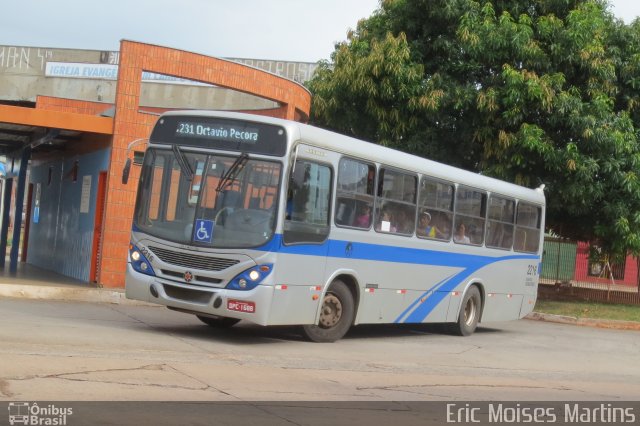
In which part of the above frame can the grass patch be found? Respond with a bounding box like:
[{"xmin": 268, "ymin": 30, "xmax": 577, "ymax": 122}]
[{"xmin": 534, "ymin": 300, "xmax": 640, "ymax": 322}]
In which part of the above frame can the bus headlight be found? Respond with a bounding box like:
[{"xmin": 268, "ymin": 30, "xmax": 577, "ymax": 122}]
[
  {"xmin": 226, "ymin": 264, "xmax": 273, "ymax": 291},
  {"xmin": 129, "ymin": 243, "xmax": 155, "ymax": 276}
]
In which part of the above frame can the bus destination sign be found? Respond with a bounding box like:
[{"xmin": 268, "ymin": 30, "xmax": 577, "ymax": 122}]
[
  {"xmin": 151, "ymin": 115, "xmax": 288, "ymax": 156},
  {"xmin": 176, "ymin": 121, "xmax": 259, "ymax": 144}
]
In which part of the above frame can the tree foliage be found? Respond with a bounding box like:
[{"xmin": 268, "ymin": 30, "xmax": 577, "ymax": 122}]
[{"xmin": 307, "ymin": 0, "xmax": 640, "ymax": 259}]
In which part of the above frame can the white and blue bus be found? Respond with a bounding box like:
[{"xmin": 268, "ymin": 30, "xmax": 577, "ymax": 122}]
[{"xmin": 125, "ymin": 111, "xmax": 545, "ymax": 342}]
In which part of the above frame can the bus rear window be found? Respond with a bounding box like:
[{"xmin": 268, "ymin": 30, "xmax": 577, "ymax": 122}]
[
  {"xmin": 486, "ymin": 196, "xmax": 515, "ymax": 250},
  {"xmin": 514, "ymin": 202, "xmax": 541, "ymax": 253}
]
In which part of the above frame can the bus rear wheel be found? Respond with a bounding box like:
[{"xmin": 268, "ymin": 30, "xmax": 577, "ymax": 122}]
[
  {"xmin": 450, "ymin": 286, "xmax": 481, "ymax": 336},
  {"xmin": 302, "ymin": 280, "xmax": 354, "ymax": 343},
  {"xmin": 196, "ymin": 314, "xmax": 240, "ymax": 328}
]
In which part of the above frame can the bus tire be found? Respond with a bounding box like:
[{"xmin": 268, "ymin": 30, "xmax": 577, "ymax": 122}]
[
  {"xmin": 196, "ymin": 315, "xmax": 240, "ymax": 328},
  {"xmin": 302, "ymin": 280, "xmax": 354, "ymax": 343},
  {"xmin": 450, "ymin": 286, "xmax": 481, "ymax": 336}
]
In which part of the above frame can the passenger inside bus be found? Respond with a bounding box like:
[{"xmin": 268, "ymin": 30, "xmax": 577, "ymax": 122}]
[
  {"xmin": 394, "ymin": 208, "xmax": 414, "ymax": 234},
  {"xmin": 353, "ymin": 203, "xmax": 371, "ymax": 228},
  {"xmin": 375, "ymin": 207, "xmax": 397, "ymax": 233},
  {"xmin": 454, "ymin": 222, "xmax": 471, "ymax": 244},
  {"xmin": 417, "ymin": 211, "xmax": 444, "ymax": 239}
]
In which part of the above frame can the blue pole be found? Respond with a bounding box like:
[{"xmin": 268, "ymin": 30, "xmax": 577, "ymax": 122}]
[
  {"xmin": 10, "ymin": 147, "xmax": 31, "ymax": 273},
  {"xmin": 0, "ymin": 178, "xmax": 13, "ymax": 269}
]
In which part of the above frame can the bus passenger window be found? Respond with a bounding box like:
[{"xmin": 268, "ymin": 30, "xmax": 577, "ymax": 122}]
[
  {"xmin": 453, "ymin": 186, "xmax": 487, "ymax": 245},
  {"xmin": 374, "ymin": 168, "xmax": 417, "ymax": 236},
  {"xmin": 335, "ymin": 158, "xmax": 375, "ymax": 230},
  {"xmin": 417, "ymin": 178, "xmax": 454, "ymax": 241},
  {"xmin": 486, "ymin": 196, "xmax": 515, "ymax": 250},
  {"xmin": 514, "ymin": 202, "xmax": 541, "ymax": 253}
]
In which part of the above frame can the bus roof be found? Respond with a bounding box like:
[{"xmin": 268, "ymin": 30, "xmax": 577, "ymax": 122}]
[{"xmin": 159, "ymin": 110, "xmax": 545, "ymax": 205}]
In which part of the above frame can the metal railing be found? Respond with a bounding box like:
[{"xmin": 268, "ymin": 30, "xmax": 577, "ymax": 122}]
[{"xmin": 540, "ymin": 238, "xmax": 640, "ymax": 305}]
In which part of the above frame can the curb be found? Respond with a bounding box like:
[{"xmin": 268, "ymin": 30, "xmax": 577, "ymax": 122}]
[
  {"xmin": 525, "ymin": 312, "xmax": 640, "ymax": 331},
  {"xmin": 0, "ymin": 283, "xmax": 155, "ymax": 306}
]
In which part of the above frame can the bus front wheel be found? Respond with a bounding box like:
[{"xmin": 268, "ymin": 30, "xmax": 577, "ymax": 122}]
[
  {"xmin": 196, "ymin": 314, "xmax": 240, "ymax": 328},
  {"xmin": 450, "ymin": 286, "xmax": 481, "ymax": 336},
  {"xmin": 302, "ymin": 280, "xmax": 355, "ymax": 343}
]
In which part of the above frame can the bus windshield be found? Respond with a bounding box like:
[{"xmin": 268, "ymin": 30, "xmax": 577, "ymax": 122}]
[{"xmin": 134, "ymin": 147, "xmax": 281, "ymax": 248}]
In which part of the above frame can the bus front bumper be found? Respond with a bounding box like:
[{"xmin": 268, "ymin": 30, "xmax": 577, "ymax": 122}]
[{"xmin": 125, "ymin": 264, "xmax": 274, "ymax": 326}]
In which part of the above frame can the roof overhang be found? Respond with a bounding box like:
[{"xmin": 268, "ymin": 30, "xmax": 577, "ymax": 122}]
[{"xmin": 0, "ymin": 104, "xmax": 113, "ymax": 155}]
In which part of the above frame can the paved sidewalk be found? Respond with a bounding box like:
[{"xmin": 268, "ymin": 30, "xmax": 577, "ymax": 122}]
[
  {"xmin": 0, "ymin": 261, "xmax": 152, "ymax": 306},
  {"xmin": 0, "ymin": 281, "xmax": 148, "ymax": 305}
]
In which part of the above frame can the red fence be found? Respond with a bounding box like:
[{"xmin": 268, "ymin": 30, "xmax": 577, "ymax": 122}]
[{"xmin": 541, "ymin": 238, "xmax": 640, "ymax": 305}]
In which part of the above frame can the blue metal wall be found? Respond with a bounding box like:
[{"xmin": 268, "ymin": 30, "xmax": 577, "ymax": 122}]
[{"xmin": 27, "ymin": 149, "xmax": 110, "ymax": 282}]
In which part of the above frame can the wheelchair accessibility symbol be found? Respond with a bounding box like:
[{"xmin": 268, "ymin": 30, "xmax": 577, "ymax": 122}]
[{"xmin": 193, "ymin": 219, "xmax": 214, "ymax": 243}]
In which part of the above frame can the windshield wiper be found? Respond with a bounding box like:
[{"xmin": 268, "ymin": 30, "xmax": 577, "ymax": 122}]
[
  {"xmin": 216, "ymin": 153, "xmax": 249, "ymax": 192},
  {"xmin": 172, "ymin": 144, "xmax": 194, "ymax": 181}
]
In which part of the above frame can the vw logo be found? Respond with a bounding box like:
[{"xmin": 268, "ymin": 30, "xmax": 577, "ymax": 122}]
[{"xmin": 184, "ymin": 271, "xmax": 193, "ymax": 282}]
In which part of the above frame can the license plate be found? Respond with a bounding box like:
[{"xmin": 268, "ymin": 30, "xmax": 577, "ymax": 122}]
[{"xmin": 227, "ymin": 299, "xmax": 255, "ymax": 313}]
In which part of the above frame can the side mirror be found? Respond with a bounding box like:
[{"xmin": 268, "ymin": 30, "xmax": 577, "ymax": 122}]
[
  {"xmin": 122, "ymin": 138, "xmax": 149, "ymax": 184},
  {"xmin": 122, "ymin": 158, "xmax": 132, "ymax": 185}
]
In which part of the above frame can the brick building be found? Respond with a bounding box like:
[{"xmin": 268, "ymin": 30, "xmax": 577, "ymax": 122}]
[{"xmin": 0, "ymin": 40, "xmax": 311, "ymax": 287}]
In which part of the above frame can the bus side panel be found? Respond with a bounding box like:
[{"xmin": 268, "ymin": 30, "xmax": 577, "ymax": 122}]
[
  {"xmin": 481, "ymin": 294, "xmax": 524, "ymax": 322},
  {"xmin": 519, "ymin": 297, "xmax": 537, "ymax": 318},
  {"xmin": 415, "ymin": 290, "xmax": 450, "ymax": 323},
  {"xmin": 269, "ymin": 252, "xmax": 327, "ymax": 325},
  {"xmin": 443, "ymin": 280, "xmax": 527, "ymax": 324},
  {"xmin": 359, "ymin": 289, "xmax": 450, "ymax": 324},
  {"xmin": 324, "ymin": 249, "xmax": 459, "ymax": 325},
  {"xmin": 359, "ymin": 289, "xmax": 417, "ymax": 324},
  {"xmin": 358, "ymin": 289, "xmax": 383, "ymax": 323},
  {"xmin": 267, "ymin": 284, "xmax": 322, "ymax": 325},
  {"xmin": 446, "ymin": 292, "xmax": 463, "ymax": 323},
  {"xmin": 476, "ymin": 257, "xmax": 538, "ymax": 322}
]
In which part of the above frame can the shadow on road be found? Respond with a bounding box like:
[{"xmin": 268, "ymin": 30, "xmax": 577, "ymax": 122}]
[{"xmin": 143, "ymin": 319, "xmax": 508, "ymax": 344}]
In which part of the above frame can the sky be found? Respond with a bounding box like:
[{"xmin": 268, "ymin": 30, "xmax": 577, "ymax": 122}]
[{"xmin": 3, "ymin": 0, "xmax": 640, "ymax": 63}]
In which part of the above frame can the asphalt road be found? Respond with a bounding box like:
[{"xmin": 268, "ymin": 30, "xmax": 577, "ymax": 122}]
[{"xmin": 1, "ymin": 297, "xmax": 639, "ymax": 402}]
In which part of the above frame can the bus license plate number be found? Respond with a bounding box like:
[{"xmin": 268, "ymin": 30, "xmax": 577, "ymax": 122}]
[{"xmin": 227, "ymin": 300, "xmax": 255, "ymax": 313}]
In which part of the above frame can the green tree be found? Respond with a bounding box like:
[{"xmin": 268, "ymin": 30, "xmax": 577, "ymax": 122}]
[
  {"xmin": 307, "ymin": 0, "xmax": 640, "ymax": 259},
  {"xmin": 309, "ymin": 0, "xmax": 477, "ymax": 166},
  {"xmin": 309, "ymin": 31, "xmax": 433, "ymax": 148}
]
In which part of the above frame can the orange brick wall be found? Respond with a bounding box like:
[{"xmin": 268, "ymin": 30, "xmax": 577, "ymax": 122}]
[
  {"xmin": 99, "ymin": 40, "xmax": 311, "ymax": 287},
  {"xmin": 34, "ymin": 96, "xmax": 113, "ymax": 158},
  {"xmin": 36, "ymin": 96, "xmax": 113, "ymax": 116}
]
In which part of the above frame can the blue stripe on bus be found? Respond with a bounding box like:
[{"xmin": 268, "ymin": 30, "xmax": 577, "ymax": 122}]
[
  {"xmin": 258, "ymin": 235, "xmax": 540, "ymax": 324},
  {"xmin": 259, "ymin": 235, "xmax": 538, "ymax": 267},
  {"xmin": 394, "ymin": 274, "xmax": 456, "ymax": 323},
  {"xmin": 401, "ymin": 264, "xmax": 488, "ymax": 323}
]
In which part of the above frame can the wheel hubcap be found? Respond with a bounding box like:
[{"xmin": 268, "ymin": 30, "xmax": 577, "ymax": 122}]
[
  {"xmin": 464, "ymin": 297, "xmax": 477, "ymax": 327},
  {"xmin": 318, "ymin": 293, "xmax": 342, "ymax": 328}
]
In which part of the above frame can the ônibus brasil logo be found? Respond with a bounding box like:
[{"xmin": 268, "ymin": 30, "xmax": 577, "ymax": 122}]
[{"xmin": 8, "ymin": 402, "xmax": 73, "ymax": 425}]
